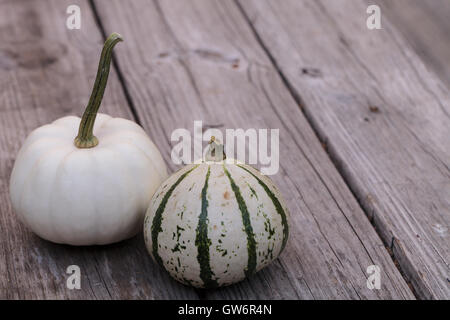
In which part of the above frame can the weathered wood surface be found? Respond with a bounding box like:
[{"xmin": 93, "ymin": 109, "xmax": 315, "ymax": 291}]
[
  {"xmin": 377, "ymin": 0, "xmax": 450, "ymax": 86},
  {"xmin": 0, "ymin": 0, "xmax": 197, "ymax": 299},
  {"xmin": 3, "ymin": 0, "xmax": 448, "ymax": 300},
  {"xmin": 238, "ymin": 0, "xmax": 450, "ymax": 299},
  {"xmin": 93, "ymin": 0, "xmax": 413, "ymax": 299}
]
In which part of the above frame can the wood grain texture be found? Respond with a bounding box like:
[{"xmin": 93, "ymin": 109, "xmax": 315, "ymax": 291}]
[
  {"xmin": 0, "ymin": 0, "xmax": 196, "ymax": 299},
  {"xmin": 238, "ymin": 0, "xmax": 450, "ymax": 299},
  {"xmin": 377, "ymin": 0, "xmax": 450, "ymax": 86},
  {"xmin": 93, "ymin": 0, "xmax": 414, "ymax": 299}
]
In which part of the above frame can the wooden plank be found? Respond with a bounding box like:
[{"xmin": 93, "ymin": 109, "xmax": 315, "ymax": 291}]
[
  {"xmin": 238, "ymin": 0, "xmax": 450, "ymax": 299},
  {"xmin": 93, "ymin": 0, "xmax": 414, "ymax": 299},
  {"xmin": 377, "ymin": 0, "xmax": 450, "ymax": 86},
  {"xmin": 0, "ymin": 0, "xmax": 197, "ymax": 299}
]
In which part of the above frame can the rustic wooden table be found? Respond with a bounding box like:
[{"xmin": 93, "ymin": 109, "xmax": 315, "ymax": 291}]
[{"xmin": 0, "ymin": 0, "xmax": 448, "ymax": 300}]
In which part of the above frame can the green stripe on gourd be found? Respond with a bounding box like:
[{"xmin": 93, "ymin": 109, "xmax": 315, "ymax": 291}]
[
  {"xmin": 223, "ymin": 164, "xmax": 257, "ymax": 278},
  {"xmin": 237, "ymin": 164, "xmax": 289, "ymax": 251},
  {"xmin": 151, "ymin": 164, "xmax": 199, "ymax": 267},
  {"xmin": 195, "ymin": 166, "xmax": 219, "ymax": 288}
]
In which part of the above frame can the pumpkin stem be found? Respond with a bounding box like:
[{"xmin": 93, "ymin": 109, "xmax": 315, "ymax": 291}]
[
  {"xmin": 205, "ymin": 136, "xmax": 226, "ymax": 161},
  {"xmin": 74, "ymin": 33, "xmax": 123, "ymax": 148}
]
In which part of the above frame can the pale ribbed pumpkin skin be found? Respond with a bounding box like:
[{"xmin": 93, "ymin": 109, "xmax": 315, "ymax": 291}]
[
  {"xmin": 10, "ymin": 113, "xmax": 168, "ymax": 245},
  {"xmin": 144, "ymin": 161, "xmax": 289, "ymax": 288}
]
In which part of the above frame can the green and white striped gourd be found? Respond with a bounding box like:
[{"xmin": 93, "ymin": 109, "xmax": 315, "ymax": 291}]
[{"xmin": 144, "ymin": 138, "xmax": 289, "ymax": 288}]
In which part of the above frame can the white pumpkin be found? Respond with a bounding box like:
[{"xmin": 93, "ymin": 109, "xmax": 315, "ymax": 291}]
[
  {"xmin": 144, "ymin": 138, "xmax": 289, "ymax": 288},
  {"xmin": 9, "ymin": 33, "xmax": 167, "ymax": 245}
]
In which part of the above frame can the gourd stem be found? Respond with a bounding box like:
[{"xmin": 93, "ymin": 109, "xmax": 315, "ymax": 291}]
[
  {"xmin": 74, "ymin": 33, "xmax": 123, "ymax": 148},
  {"xmin": 205, "ymin": 136, "xmax": 226, "ymax": 161}
]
